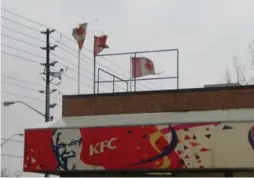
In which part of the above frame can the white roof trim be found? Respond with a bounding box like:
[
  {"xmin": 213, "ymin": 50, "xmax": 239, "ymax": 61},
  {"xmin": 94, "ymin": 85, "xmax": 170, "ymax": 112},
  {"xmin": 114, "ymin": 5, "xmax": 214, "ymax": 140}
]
[{"xmin": 26, "ymin": 109, "xmax": 254, "ymax": 129}]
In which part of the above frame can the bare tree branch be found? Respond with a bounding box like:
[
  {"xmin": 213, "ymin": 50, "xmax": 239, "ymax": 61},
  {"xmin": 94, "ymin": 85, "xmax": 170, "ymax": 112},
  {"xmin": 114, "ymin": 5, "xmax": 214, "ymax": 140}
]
[
  {"xmin": 249, "ymin": 40, "xmax": 254, "ymax": 70},
  {"xmin": 232, "ymin": 56, "xmax": 248, "ymax": 85},
  {"xmin": 223, "ymin": 40, "xmax": 254, "ymax": 85},
  {"xmin": 223, "ymin": 68, "xmax": 232, "ymax": 84},
  {"xmin": 1, "ymin": 168, "xmax": 22, "ymax": 177}
]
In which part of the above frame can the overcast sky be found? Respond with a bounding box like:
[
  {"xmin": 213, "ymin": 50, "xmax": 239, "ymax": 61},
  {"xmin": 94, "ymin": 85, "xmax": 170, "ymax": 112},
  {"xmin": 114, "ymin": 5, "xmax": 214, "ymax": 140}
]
[{"xmin": 1, "ymin": 0, "xmax": 254, "ymax": 176}]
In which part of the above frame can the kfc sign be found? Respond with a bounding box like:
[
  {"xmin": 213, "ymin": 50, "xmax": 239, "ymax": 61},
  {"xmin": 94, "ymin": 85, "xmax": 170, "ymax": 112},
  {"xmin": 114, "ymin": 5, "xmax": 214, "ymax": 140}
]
[{"xmin": 89, "ymin": 138, "xmax": 117, "ymax": 156}]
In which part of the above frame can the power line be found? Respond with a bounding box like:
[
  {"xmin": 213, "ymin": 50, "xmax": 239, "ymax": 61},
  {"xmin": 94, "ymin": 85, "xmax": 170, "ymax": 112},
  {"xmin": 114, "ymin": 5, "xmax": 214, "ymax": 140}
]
[
  {"xmin": 64, "ymin": 74, "xmax": 92, "ymax": 89},
  {"xmin": 57, "ymin": 45, "xmax": 94, "ymax": 66},
  {"xmin": 1, "ymin": 154, "xmax": 23, "ymax": 158},
  {"xmin": 2, "ymin": 81, "xmax": 41, "ymax": 92},
  {"xmin": 1, "ymin": 15, "xmax": 41, "ymax": 32},
  {"xmin": 3, "ymin": 38, "xmax": 103, "ymax": 89},
  {"xmin": 2, "ymin": 44, "xmax": 83, "ymax": 83},
  {"xmin": 2, "ymin": 46, "xmax": 86, "ymax": 89},
  {"xmin": 56, "ymin": 43, "xmax": 141, "ymax": 90},
  {"xmin": 2, "ymin": 32, "xmax": 102, "ymax": 89},
  {"xmin": 2, "ymin": 50, "xmax": 93, "ymax": 90},
  {"xmin": 1, "ymin": 8, "xmax": 47, "ymax": 29},
  {"xmin": 2, "ymin": 74, "xmax": 44, "ymax": 88},
  {"xmin": 1, "ymin": 25, "xmax": 45, "ymax": 43},
  {"xmin": 58, "ymin": 34, "xmax": 132, "ymax": 76},
  {"xmin": 3, "ymin": 49, "xmax": 122, "ymax": 91},
  {"xmin": 57, "ymin": 42, "xmax": 123, "ymax": 76},
  {"xmin": 2, "ymin": 51, "xmax": 40, "ymax": 64},
  {"xmin": 51, "ymin": 53, "xmax": 126, "ymax": 91},
  {"xmin": 1, "ymin": 138, "xmax": 23, "ymax": 143},
  {"xmin": 56, "ymin": 37, "xmax": 154, "ymax": 90},
  {"xmin": 2, "ymin": 90, "xmax": 44, "ymax": 103},
  {"xmin": 51, "ymin": 53, "xmax": 94, "ymax": 78},
  {"xmin": 2, "ymin": 9, "xmax": 147, "ymax": 90},
  {"xmin": 1, "ymin": 33, "xmax": 41, "ymax": 48},
  {"xmin": 2, "ymin": 80, "xmax": 61, "ymax": 102},
  {"xmin": 2, "ymin": 43, "xmax": 45, "ymax": 60},
  {"xmin": 1, "ymin": 47, "xmax": 66, "ymax": 94},
  {"xmin": 1, "ymin": 9, "xmax": 155, "ymax": 91}
]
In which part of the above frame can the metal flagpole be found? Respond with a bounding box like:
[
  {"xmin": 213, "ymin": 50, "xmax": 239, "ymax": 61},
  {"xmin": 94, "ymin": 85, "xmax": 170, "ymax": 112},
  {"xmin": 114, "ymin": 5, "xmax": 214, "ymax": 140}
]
[
  {"xmin": 78, "ymin": 48, "xmax": 81, "ymax": 94},
  {"xmin": 93, "ymin": 35, "xmax": 96, "ymax": 94},
  {"xmin": 130, "ymin": 56, "xmax": 132, "ymax": 92},
  {"xmin": 134, "ymin": 53, "xmax": 137, "ymax": 92},
  {"xmin": 93, "ymin": 55, "xmax": 96, "ymax": 94}
]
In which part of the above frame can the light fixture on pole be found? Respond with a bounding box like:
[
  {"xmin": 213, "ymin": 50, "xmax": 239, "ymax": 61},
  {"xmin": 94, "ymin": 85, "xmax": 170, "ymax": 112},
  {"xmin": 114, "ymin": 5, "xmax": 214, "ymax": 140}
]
[{"xmin": 3, "ymin": 101, "xmax": 45, "ymax": 117}]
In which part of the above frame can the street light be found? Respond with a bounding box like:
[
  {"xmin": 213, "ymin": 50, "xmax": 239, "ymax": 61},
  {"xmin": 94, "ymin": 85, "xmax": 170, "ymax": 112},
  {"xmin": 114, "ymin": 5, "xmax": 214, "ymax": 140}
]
[
  {"xmin": 1, "ymin": 133, "xmax": 24, "ymax": 146},
  {"xmin": 3, "ymin": 101, "xmax": 45, "ymax": 117},
  {"xmin": 3, "ymin": 101, "xmax": 52, "ymax": 178}
]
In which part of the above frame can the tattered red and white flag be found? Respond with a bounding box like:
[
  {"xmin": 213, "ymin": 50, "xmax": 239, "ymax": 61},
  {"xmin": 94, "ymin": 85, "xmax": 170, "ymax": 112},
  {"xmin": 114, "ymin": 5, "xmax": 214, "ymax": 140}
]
[
  {"xmin": 131, "ymin": 57, "xmax": 162, "ymax": 78},
  {"xmin": 94, "ymin": 35, "xmax": 109, "ymax": 57},
  {"xmin": 72, "ymin": 23, "xmax": 88, "ymax": 50}
]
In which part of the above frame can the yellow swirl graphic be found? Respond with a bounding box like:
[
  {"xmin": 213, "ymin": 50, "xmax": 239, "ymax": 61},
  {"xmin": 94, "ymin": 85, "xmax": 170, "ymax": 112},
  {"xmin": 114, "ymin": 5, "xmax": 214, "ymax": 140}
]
[{"xmin": 150, "ymin": 131, "xmax": 171, "ymax": 168}]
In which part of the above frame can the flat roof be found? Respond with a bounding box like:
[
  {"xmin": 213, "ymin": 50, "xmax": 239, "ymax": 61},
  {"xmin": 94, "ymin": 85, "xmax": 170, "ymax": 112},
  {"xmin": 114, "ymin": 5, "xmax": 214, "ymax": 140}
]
[{"xmin": 62, "ymin": 85, "xmax": 254, "ymax": 99}]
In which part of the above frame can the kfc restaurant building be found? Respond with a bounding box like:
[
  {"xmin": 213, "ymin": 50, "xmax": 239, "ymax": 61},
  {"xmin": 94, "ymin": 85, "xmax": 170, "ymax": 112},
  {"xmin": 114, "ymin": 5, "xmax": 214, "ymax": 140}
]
[{"xmin": 23, "ymin": 85, "xmax": 254, "ymax": 177}]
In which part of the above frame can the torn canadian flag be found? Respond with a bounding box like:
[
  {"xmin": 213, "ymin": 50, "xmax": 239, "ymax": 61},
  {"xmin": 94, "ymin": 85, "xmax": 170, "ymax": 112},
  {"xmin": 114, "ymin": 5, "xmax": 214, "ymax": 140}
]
[
  {"xmin": 94, "ymin": 35, "xmax": 109, "ymax": 57},
  {"xmin": 72, "ymin": 23, "xmax": 88, "ymax": 50},
  {"xmin": 131, "ymin": 57, "xmax": 156, "ymax": 78}
]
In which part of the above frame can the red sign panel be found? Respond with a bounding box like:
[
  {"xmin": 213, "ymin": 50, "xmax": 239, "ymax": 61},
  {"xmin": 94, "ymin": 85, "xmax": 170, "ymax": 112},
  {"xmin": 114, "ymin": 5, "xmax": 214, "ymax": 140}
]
[{"xmin": 23, "ymin": 122, "xmax": 254, "ymax": 172}]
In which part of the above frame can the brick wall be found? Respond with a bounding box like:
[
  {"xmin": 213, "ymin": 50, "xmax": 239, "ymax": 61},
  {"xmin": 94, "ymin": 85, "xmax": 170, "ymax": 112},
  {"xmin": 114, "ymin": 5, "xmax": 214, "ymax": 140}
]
[{"xmin": 62, "ymin": 85, "xmax": 254, "ymax": 117}]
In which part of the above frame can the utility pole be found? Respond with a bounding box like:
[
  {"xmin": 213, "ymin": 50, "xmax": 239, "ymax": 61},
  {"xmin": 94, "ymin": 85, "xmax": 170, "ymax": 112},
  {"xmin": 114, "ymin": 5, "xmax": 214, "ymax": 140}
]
[
  {"xmin": 40, "ymin": 29, "xmax": 66, "ymax": 123},
  {"xmin": 40, "ymin": 29, "xmax": 58, "ymax": 177},
  {"xmin": 41, "ymin": 29, "xmax": 57, "ymax": 123}
]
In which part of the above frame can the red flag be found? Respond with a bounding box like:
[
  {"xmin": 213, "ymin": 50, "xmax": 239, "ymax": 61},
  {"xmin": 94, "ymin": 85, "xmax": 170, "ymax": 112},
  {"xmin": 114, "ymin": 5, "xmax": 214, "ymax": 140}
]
[
  {"xmin": 72, "ymin": 23, "xmax": 88, "ymax": 50},
  {"xmin": 131, "ymin": 57, "xmax": 156, "ymax": 78},
  {"xmin": 94, "ymin": 35, "xmax": 109, "ymax": 57}
]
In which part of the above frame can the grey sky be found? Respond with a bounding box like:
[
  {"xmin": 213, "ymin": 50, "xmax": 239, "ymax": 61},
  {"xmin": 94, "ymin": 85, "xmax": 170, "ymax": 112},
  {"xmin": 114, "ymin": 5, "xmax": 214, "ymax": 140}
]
[{"xmin": 1, "ymin": 0, "xmax": 254, "ymax": 176}]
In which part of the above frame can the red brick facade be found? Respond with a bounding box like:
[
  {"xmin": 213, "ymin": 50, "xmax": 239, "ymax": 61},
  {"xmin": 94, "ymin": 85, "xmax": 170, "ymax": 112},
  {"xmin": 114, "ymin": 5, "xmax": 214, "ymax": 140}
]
[{"xmin": 62, "ymin": 86, "xmax": 254, "ymax": 117}]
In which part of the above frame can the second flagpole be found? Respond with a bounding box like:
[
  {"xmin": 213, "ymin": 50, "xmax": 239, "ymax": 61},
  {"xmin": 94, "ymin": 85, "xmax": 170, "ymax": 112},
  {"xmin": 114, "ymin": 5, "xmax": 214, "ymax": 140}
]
[{"xmin": 78, "ymin": 48, "xmax": 81, "ymax": 94}]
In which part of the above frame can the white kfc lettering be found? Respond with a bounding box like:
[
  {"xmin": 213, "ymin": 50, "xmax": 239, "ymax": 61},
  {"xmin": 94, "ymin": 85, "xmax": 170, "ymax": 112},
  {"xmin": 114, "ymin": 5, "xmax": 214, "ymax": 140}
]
[
  {"xmin": 89, "ymin": 138, "xmax": 117, "ymax": 156},
  {"xmin": 108, "ymin": 138, "xmax": 117, "ymax": 149}
]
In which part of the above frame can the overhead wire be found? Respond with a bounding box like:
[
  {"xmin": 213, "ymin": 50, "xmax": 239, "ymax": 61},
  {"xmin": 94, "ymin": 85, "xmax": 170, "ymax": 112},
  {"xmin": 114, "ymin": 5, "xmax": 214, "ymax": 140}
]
[
  {"xmin": 1, "ymin": 37, "xmax": 96, "ymax": 90},
  {"xmin": 1, "ymin": 24, "xmax": 118, "ymax": 92},
  {"xmin": 1, "ymin": 33, "xmax": 41, "ymax": 48},
  {"xmin": 1, "ymin": 10, "xmax": 65, "ymax": 119},
  {"xmin": 2, "ymin": 69, "xmax": 61, "ymax": 103},
  {"xmin": 1, "ymin": 8, "xmax": 155, "ymax": 91},
  {"xmin": 2, "ymin": 43, "xmax": 45, "ymax": 59},
  {"xmin": 53, "ymin": 29, "xmax": 158, "ymax": 91},
  {"xmin": 2, "ymin": 81, "xmax": 41, "ymax": 92},
  {"xmin": 51, "ymin": 53, "xmax": 127, "ymax": 91},
  {"xmin": 56, "ymin": 34, "xmax": 158, "ymax": 90},
  {"xmin": 1, "ymin": 34, "xmax": 112, "ymax": 91},
  {"xmin": 1, "ymin": 80, "xmax": 60, "ymax": 102},
  {"xmin": 1, "ymin": 15, "xmax": 41, "ymax": 32},
  {"xmin": 1, "ymin": 11, "xmax": 139, "ymax": 91},
  {"xmin": 1, "ymin": 25, "xmax": 45, "ymax": 43},
  {"xmin": 2, "ymin": 90, "xmax": 44, "ymax": 103},
  {"xmin": 1, "ymin": 138, "xmax": 23, "ymax": 143},
  {"xmin": 1, "ymin": 8, "xmax": 47, "ymax": 29},
  {"xmin": 1, "ymin": 154, "xmax": 23, "ymax": 158},
  {"xmin": 1, "ymin": 51, "xmax": 41, "ymax": 64},
  {"xmin": 2, "ymin": 42, "xmax": 90, "ymax": 79},
  {"xmin": 53, "ymin": 38, "xmax": 139, "ymax": 91},
  {"xmin": 1, "ymin": 74, "xmax": 44, "ymax": 88}
]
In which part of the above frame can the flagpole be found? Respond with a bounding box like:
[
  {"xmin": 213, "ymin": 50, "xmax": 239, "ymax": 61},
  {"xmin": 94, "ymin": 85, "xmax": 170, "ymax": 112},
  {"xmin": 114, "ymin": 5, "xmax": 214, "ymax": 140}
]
[
  {"xmin": 134, "ymin": 53, "xmax": 137, "ymax": 91},
  {"xmin": 78, "ymin": 48, "xmax": 81, "ymax": 94},
  {"xmin": 93, "ymin": 54, "xmax": 96, "ymax": 94},
  {"xmin": 130, "ymin": 56, "xmax": 132, "ymax": 92},
  {"xmin": 93, "ymin": 35, "xmax": 96, "ymax": 94}
]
